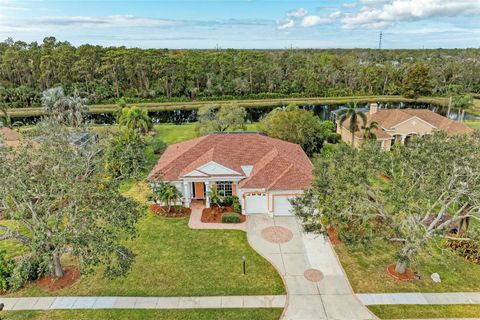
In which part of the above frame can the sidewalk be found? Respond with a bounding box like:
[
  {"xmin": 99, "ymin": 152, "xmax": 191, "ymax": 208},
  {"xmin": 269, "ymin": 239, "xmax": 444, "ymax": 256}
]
[
  {"xmin": 0, "ymin": 295, "xmax": 286, "ymax": 311},
  {"xmin": 357, "ymin": 292, "xmax": 480, "ymax": 305},
  {"xmin": 246, "ymin": 213, "xmax": 377, "ymax": 320}
]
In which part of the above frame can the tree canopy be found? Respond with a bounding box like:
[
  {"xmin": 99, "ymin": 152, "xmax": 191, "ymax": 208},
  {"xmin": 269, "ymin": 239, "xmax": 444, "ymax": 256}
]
[
  {"xmin": 258, "ymin": 105, "xmax": 338, "ymax": 156},
  {"xmin": 196, "ymin": 105, "xmax": 247, "ymax": 135},
  {"xmin": 0, "ymin": 122, "xmax": 143, "ymax": 280},
  {"xmin": 402, "ymin": 63, "xmax": 432, "ymax": 99},
  {"xmin": 0, "ymin": 37, "xmax": 479, "ymax": 107},
  {"xmin": 293, "ymin": 133, "xmax": 480, "ymax": 274}
]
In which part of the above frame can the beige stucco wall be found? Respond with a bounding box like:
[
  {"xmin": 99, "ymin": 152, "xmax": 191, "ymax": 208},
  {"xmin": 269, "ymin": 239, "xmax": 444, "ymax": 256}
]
[
  {"xmin": 338, "ymin": 124, "xmax": 391, "ymax": 150},
  {"xmin": 390, "ymin": 117, "xmax": 435, "ymax": 136},
  {"xmin": 338, "ymin": 125, "xmax": 363, "ymax": 148}
]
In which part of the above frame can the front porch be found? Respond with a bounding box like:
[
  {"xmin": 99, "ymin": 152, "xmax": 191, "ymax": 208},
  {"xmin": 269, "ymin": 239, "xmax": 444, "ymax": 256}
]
[{"xmin": 181, "ymin": 180, "xmax": 239, "ymax": 209}]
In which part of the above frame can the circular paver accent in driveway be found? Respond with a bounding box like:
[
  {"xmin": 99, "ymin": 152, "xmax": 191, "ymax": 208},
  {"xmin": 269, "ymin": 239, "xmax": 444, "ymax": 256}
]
[
  {"xmin": 261, "ymin": 226, "xmax": 294, "ymax": 243},
  {"xmin": 304, "ymin": 268, "xmax": 324, "ymax": 282}
]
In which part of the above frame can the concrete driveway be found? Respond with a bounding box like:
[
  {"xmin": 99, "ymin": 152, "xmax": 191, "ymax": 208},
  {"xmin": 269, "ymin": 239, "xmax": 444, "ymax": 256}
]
[{"xmin": 247, "ymin": 213, "xmax": 377, "ymax": 320}]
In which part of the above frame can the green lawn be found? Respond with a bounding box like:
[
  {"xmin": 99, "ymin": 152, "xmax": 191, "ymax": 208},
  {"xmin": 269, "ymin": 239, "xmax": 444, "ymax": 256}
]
[
  {"xmin": 153, "ymin": 123, "xmax": 259, "ymax": 145},
  {"xmin": 1, "ymin": 309, "xmax": 283, "ymax": 320},
  {"xmin": 368, "ymin": 304, "xmax": 480, "ymax": 319},
  {"xmin": 0, "ymin": 220, "xmax": 29, "ymax": 258},
  {"xmin": 8, "ymin": 210, "xmax": 283, "ymax": 297},
  {"xmin": 466, "ymin": 120, "xmax": 480, "ymax": 130},
  {"xmin": 335, "ymin": 240, "xmax": 480, "ymax": 293}
]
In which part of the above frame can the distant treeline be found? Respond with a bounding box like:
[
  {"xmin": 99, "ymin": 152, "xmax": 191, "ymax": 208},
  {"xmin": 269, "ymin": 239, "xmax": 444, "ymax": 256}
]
[{"xmin": 0, "ymin": 37, "xmax": 479, "ymax": 108}]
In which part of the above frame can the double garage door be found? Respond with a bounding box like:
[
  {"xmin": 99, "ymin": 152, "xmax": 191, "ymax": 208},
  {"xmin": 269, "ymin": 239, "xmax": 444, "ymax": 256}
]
[{"xmin": 244, "ymin": 193, "xmax": 297, "ymax": 216}]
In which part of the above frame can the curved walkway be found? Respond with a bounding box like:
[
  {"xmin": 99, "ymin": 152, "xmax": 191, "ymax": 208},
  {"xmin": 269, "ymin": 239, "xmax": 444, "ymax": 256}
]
[{"xmin": 246, "ymin": 213, "xmax": 377, "ymax": 320}]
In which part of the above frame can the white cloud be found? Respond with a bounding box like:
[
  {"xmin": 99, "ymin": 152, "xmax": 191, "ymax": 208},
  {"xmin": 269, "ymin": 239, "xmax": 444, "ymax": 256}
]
[
  {"xmin": 0, "ymin": 15, "xmax": 180, "ymax": 33},
  {"xmin": 342, "ymin": 3, "xmax": 357, "ymax": 9},
  {"xmin": 342, "ymin": 0, "xmax": 480, "ymax": 29},
  {"xmin": 0, "ymin": 0, "xmax": 26, "ymax": 11},
  {"xmin": 277, "ymin": 18, "xmax": 295, "ymax": 30},
  {"xmin": 287, "ymin": 8, "xmax": 308, "ymax": 17},
  {"xmin": 360, "ymin": 0, "xmax": 390, "ymax": 6},
  {"xmin": 300, "ymin": 16, "xmax": 332, "ymax": 27},
  {"xmin": 329, "ymin": 11, "xmax": 344, "ymax": 19},
  {"xmin": 36, "ymin": 15, "xmax": 178, "ymax": 28}
]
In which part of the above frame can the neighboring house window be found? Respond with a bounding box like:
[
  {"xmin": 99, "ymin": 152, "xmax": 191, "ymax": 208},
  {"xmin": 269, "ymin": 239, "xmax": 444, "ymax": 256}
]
[{"xmin": 216, "ymin": 181, "xmax": 233, "ymax": 196}]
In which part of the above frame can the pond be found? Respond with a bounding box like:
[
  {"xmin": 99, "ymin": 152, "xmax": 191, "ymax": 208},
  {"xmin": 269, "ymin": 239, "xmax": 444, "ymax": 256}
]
[{"xmin": 11, "ymin": 102, "xmax": 479, "ymax": 126}]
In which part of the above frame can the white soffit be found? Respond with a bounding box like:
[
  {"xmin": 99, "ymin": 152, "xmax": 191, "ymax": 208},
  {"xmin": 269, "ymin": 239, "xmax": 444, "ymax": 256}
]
[{"xmin": 184, "ymin": 170, "xmax": 208, "ymax": 177}]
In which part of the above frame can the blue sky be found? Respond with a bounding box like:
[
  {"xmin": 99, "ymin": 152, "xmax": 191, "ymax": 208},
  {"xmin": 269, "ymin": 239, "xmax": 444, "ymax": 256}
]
[{"xmin": 0, "ymin": 0, "xmax": 479, "ymax": 49}]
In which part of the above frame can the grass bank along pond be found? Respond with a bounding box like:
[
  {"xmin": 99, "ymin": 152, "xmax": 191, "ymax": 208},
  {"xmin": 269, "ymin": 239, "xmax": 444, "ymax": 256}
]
[{"xmin": 7, "ymin": 96, "xmax": 480, "ymax": 125}]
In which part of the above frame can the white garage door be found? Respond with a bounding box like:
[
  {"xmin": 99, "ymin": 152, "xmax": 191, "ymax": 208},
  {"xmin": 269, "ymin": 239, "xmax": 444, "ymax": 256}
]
[
  {"xmin": 273, "ymin": 195, "xmax": 298, "ymax": 216},
  {"xmin": 245, "ymin": 192, "xmax": 268, "ymax": 214}
]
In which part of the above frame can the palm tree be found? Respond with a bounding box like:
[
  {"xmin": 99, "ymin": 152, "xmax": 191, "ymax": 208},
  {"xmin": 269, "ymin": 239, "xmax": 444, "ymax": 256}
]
[
  {"xmin": 362, "ymin": 121, "xmax": 378, "ymax": 140},
  {"xmin": 117, "ymin": 106, "xmax": 153, "ymax": 135},
  {"xmin": 41, "ymin": 87, "xmax": 88, "ymax": 127},
  {"xmin": 156, "ymin": 182, "xmax": 181, "ymax": 213},
  {"xmin": 337, "ymin": 102, "xmax": 367, "ymax": 146}
]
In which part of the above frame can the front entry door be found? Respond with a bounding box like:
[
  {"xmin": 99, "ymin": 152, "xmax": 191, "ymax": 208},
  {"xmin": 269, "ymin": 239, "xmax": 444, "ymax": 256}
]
[{"xmin": 194, "ymin": 182, "xmax": 205, "ymax": 199}]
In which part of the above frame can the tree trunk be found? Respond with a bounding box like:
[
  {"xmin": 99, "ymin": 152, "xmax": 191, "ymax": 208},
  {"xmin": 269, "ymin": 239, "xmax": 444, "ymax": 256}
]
[
  {"xmin": 351, "ymin": 131, "xmax": 355, "ymax": 146},
  {"xmin": 395, "ymin": 260, "xmax": 407, "ymax": 274},
  {"xmin": 52, "ymin": 253, "xmax": 64, "ymax": 278}
]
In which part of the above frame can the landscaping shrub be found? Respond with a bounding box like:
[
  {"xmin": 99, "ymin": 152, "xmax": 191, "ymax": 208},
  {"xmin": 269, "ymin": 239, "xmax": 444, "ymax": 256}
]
[
  {"xmin": 221, "ymin": 212, "xmax": 241, "ymax": 223},
  {"xmin": 103, "ymin": 129, "xmax": 147, "ymax": 179},
  {"xmin": 9, "ymin": 255, "xmax": 49, "ymax": 291},
  {"xmin": 232, "ymin": 196, "xmax": 242, "ymax": 213},
  {"xmin": 221, "ymin": 196, "xmax": 234, "ymax": 207},
  {"xmin": 221, "ymin": 195, "xmax": 241, "ymax": 211},
  {"xmin": 0, "ymin": 249, "xmax": 14, "ymax": 292},
  {"xmin": 445, "ymin": 236, "xmax": 480, "ymax": 264},
  {"xmin": 151, "ymin": 138, "xmax": 167, "ymax": 155}
]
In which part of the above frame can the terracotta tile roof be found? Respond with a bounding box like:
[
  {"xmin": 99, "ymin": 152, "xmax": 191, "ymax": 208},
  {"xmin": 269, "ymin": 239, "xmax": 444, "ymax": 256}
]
[
  {"xmin": 341, "ymin": 108, "xmax": 474, "ymax": 139},
  {"xmin": 148, "ymin": 133, "xmax": 313, "ymax": 191}
]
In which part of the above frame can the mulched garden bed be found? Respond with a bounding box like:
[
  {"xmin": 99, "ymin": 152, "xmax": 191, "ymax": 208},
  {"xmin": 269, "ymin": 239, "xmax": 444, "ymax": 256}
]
[
  {"xmin": 201, "ymin": 207, "xmax": 246, "ymax": 223},
  {"xmin": 150, "ymin": 204, "xmax": 191, "ymax": 217},
  {"xmin": 35, "ymin": 266, "xmax": 80, "ymax": 291},
  {"xmin": 326, "ymin": 227, "xmax": 341, "ymax": 245},
  {"xmin": 386, "ymin": 263, "xmax": 415, "ymax": 281}
]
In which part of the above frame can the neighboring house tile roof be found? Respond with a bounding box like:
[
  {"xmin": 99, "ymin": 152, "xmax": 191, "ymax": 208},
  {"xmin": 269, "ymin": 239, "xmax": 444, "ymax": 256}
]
[
  {"xmin": 148, "ymin": 133, "xmax": 314, "ymax": 190},
  {"xmin": 341, "ymin": 108, "xmax": 474, "ymax": 139}
]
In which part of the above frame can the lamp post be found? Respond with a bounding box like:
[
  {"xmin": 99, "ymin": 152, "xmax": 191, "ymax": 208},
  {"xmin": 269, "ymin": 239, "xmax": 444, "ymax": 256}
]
[{"xmin": 242, "ymin": 255, "xmax": 246, "ymax": 275}]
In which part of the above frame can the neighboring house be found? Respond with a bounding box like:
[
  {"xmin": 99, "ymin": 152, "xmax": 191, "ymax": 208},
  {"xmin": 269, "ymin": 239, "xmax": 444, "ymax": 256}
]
[
  {"xmin": 0, "ymin": 127, "xmax": 23, "ymax": 148},
  {"xmin": 148, "ymin": 132, "xmax": 313, "ymax": 216},
  {"xmin": 337, "ymin": 103, "xmax": 474, "ymax": 151}
]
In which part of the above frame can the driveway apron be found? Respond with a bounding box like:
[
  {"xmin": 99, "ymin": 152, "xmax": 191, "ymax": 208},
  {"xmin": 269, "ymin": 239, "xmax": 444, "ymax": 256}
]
[{"xmin": 247, "ymin": 213, "xmax": 377, "ymax": 320}]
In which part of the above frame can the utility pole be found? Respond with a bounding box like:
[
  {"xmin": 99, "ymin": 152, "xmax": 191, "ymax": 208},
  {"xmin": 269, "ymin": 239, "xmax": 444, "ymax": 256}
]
[{"xmin": 378, "ymin": 31, "xmax": 383, "ymax": 50}]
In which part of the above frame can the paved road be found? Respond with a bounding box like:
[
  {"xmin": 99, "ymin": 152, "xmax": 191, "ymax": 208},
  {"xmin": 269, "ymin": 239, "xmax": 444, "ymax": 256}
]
[
  {"xmin": 246, "ymin": 213, "xmax": 377, "ymax": 320},
  {"xmin": 0, "ymin": 295, "xmax": 286, "ymax": 311}
]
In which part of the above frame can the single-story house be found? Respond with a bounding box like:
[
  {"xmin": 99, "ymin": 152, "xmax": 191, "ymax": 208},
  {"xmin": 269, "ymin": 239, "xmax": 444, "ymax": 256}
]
[
  {"xmin": 148, "ymin": 132, "xmax": 313, "ymax": 216},
  {"xmin": 337, "ymin": 103, "xmax": 474, "ymax": 151}
]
